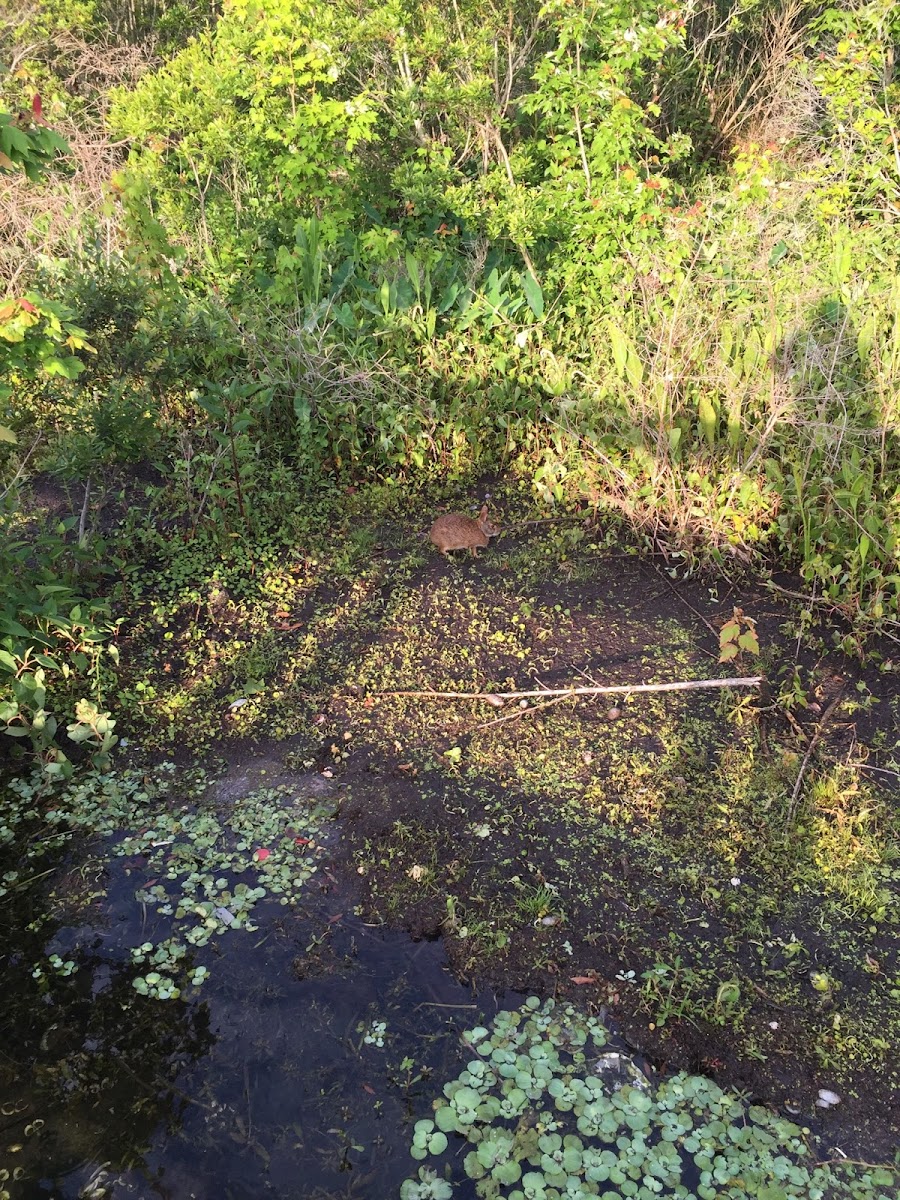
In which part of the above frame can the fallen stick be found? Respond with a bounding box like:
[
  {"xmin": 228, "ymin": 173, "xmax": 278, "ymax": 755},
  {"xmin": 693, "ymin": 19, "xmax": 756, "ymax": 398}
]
[
  {"xmin": 370, "ymin": 676, "xmax": 763, "ymax": 702},
  {"xmin": 786, "ymin": 688, "xmax": 845, "ymax": 824}
]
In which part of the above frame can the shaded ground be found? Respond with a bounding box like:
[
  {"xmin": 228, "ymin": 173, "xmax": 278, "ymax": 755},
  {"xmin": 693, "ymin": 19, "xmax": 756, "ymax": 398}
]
[{"xmin": 13, "ymin": 476, "xmax": 900, "ymax": 1165}]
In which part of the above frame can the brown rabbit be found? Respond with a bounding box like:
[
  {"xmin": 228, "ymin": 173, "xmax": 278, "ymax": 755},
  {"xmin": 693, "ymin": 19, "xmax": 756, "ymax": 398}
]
[{"xmin": 429, "ymin": 505, "xmax": 500, "ymax": 558}]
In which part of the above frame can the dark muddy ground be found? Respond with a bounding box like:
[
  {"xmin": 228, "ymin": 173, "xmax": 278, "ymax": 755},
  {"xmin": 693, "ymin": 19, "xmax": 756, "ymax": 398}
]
[
  {"xmin": 8, "ymin": 476, "xmax": 900, "ymax": 1175},
  {"xmin": 299, "ymin": 547, "xmax": 900, "ymax": 1164}
]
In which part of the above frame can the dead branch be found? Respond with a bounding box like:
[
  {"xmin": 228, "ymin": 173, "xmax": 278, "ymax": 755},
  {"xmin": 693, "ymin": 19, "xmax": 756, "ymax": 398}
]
[{"xmin": 369, "ymin": 676, "xmax": 763, "ymax": 703}]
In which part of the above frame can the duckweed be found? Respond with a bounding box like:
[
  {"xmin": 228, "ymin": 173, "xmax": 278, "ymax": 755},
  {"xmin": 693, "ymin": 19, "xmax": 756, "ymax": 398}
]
[{"xmin": 3, "ymin": 765, "xmax": 333, "ymax": 997}]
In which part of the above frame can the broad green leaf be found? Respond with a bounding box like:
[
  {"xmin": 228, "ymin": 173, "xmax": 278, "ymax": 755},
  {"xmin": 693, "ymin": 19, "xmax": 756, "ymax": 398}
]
[
  {"xmin": 0, "ymin": 617, "xmax": 34, "ymax": 638},
  {"xmin": 405, "ymin": 251, "xmax": 420, "ymax": 298},
  {"xmin": 43, "ymin": 355, "xmax": 85, "ymax": 378},
  {"xmin": 856, "ymin": 316, "xmax": 876, "ymax": 365},
  {"xmin": 738, "ymin": 630, "xmax": 759, "ymax": 654},
  {"xmin": 523, "ymin": 271, "xmax": 544, "ymax": 319},
  {"xmin": 742, "ymin": 329, "xmax": 762, "ymax": 378},
  {"xmin": 698, "ymin": 395, "xmax": 717, "ymax": 448},
  {"xmin": 0, "ymin": 123, "xmax": 30, "ymax": 156},
  {"xmin": 608, "ymin": 321, "xmax": 631, "ymax": 379}
]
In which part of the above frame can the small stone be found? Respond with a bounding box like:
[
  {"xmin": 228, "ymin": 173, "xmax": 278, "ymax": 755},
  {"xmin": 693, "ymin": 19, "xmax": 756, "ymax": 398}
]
[
  {"xmin": 768, "ymin": 1021, "xmax": 779, "ymax": 1030},
  {"xmin": 606, "ymin": 707, "xmax": 621, "ymax": 720},
  {"xmin": 540, "ymin": 915, "xmax": 559, "ymax": 926},
  {"xmin": 214, "ymin": 907, "xmax": 235, "ymax": 925},
  {"xmin": 519, "ymin": 699, "xmax": 529, "ymax": 708},
  {"xmin": 816, "ymin": 1088, "xmax": 840, "ymax": 1108},
  {"xmin": 730, "ymin": 877, "xmax": 742, "ymax": 887},
  {"xmin": 321, "ymin": 768, "xmax": 334, "ymax": 778}
]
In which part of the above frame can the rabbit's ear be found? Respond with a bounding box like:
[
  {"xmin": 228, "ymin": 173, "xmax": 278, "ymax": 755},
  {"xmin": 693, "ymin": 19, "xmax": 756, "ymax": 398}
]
[{"xmin": 479, "ymin": 505, "xmax": 488, "ymax": 519}]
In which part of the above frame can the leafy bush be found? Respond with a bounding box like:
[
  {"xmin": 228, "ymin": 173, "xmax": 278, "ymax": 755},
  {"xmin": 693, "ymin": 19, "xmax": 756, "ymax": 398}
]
[
  {"xmin": 4, "ymin": 0, "xmax": 900, "ymax": 652},
  {"xmin": 0, "ymin": 286, "xmax": 117, "ymax": 776}
]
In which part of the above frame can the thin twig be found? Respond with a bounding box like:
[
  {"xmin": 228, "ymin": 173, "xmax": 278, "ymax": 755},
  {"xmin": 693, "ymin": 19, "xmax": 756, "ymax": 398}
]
[
  {"xmin": 0, "ymin": 433, "xmax": 42, "ymax": 502},
  {"xmin": 817, "ymin": 1157, "xmax": 898, "ymax": 1171},
  {"xmin": 748, "ymin": 980, "xmax": 790, "ymax": 1011},
  {"xmin": 764, "ymin": 580, "xmax": 854, "ymax": 619},
  {"xmin": 849, "ymin": 762, "xmax": 900, "ymax": 780},
  {"xmin": 644, "ymin": 561, "xmax": 719, "ymax": 638},
  {"xmin": 369, "ymin": 676, "xmax": 763, "ymax": 702},
  {"xmin": 786, "ymin": 689, "xmax": 845, "ymax": 824},
  {"xmin": 478, "ymin": 692, "xmax": 573, "ymax": 730},
  {"xmin": 77, "ymin": 474, "xmax": 92, "ymax": 547}
]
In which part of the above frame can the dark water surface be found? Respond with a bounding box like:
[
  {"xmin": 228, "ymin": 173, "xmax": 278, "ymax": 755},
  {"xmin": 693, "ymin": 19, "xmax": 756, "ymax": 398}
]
[
  {"xmin": 5, "ymin": 863, "xmax": 521, "ymax": 1200},
  {"xmin": 4, "ymin": 763, "xmax": 886, "ymax": 1200}
]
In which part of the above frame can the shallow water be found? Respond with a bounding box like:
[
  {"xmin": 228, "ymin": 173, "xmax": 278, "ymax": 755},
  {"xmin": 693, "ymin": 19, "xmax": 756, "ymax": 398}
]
[
  {"xmin": 3, "ymin": 762, "xmax": 891, "ymax": 1200},
  {"xmin": 5, "ymin": 857, "xmax": 529, "ymax": 1200}
]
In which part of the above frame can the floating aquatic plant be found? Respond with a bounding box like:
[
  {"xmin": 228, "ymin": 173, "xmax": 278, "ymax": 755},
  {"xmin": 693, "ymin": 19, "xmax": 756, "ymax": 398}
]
[
  {"xmin": 402, "ymin": 997, "xmax": 896, "ymax": 1200},
  {"xmin": 3, "ymin": 765, "xmax": 332, "ymax": 997},
  {"xmin": 401, "ymin": 1166, "xmax": 454, "ymax": 1200},
  {"xmin": 361, "ymin": 1019, "xmax": 388, "ymax": 1048}
]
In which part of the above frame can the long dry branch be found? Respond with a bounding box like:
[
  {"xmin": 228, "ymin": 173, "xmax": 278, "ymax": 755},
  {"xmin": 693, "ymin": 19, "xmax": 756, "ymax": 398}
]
[{"xmin": 370, "ymin": 676, "xmax": 762, "ymax": 702}]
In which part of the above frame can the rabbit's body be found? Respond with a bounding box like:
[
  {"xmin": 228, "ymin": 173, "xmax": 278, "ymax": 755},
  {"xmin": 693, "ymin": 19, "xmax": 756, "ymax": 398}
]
[{"xmin": 429, "ymin": 506, "xmax": 500, "ymax": 557}]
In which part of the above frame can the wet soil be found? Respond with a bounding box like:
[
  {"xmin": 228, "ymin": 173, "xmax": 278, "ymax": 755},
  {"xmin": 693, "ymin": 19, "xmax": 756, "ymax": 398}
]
[
  {"xmin": 5, "ymin": 482, "xmax": 900, "ymax": 1181},
  {"xmin": 277, "ymin": 530, "xmax": 898, "ymax": 1166}
]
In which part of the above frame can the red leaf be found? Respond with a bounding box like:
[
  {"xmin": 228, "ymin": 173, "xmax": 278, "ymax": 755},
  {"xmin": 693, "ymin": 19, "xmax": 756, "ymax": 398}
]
[
  {"xmin": 32, "ymin": 94, "xmax": 42, "ymax": 119},
  {"xmin": 19, "ymin": 298, "xmax": 37, "ymax": 314},
  {"xmin": 294, "ymin": 836, "xmax": 311, "ymax": 845},
  {"xmin": 362, "ymin": 1083, "xmax": 376, "ymax": 1095},
  {"xmin": 254, "ymin": 847, "xmax": 271, "ymax": 862},
  {"xmin": 570, "ymin": 975, "xmax": 598, "ymax": 985}
]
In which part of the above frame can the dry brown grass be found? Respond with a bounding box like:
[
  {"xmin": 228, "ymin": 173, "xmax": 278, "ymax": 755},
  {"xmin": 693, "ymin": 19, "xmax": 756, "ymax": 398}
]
[
  {"xmin": 0, "ymin": 22, "xmax": 157, "ymax": 294},
  {"xmin": 667, "ymin": 0, "xmax": 816, "ymax": 155}
]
